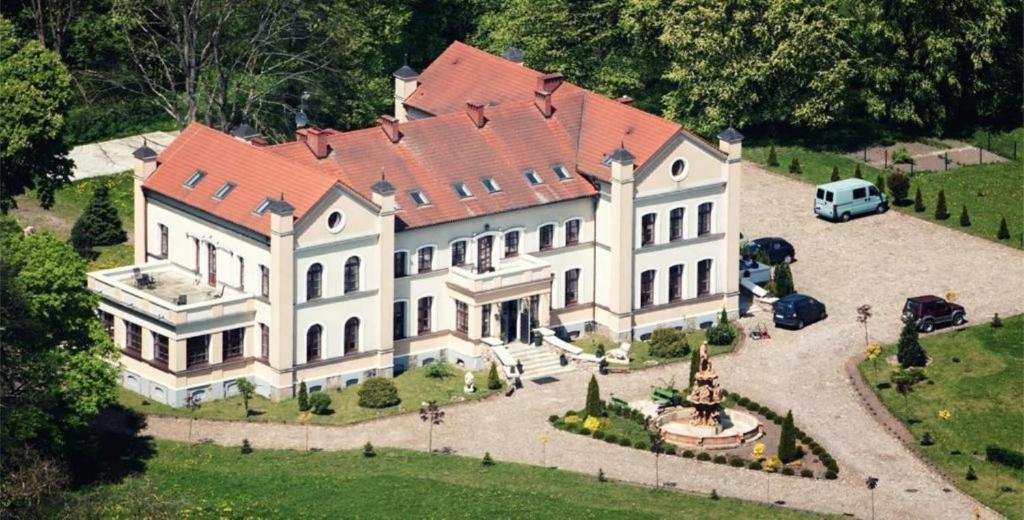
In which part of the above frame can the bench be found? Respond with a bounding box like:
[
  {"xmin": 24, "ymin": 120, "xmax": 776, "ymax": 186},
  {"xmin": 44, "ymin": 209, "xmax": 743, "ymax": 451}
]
[
  {"xmin": 652, "ymin": 387, "xmax": 678, "ymax": 406},
  {"xmin": 610, "ymin": 396, "xmax": 629, "ymax": 407}
]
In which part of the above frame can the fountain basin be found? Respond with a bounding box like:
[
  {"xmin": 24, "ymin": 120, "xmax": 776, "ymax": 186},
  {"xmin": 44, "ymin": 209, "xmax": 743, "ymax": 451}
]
[{"xmin": 655, "ymin": 407, "xmax": 764, "ymax": 450}]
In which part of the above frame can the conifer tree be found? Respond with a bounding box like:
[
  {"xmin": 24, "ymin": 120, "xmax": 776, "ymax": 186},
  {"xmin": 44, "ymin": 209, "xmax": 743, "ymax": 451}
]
[
  {"xmin": 777, "ymin": 411, "xmax": 798, "ymax": 463},
  {"xmin": 767, "ymin": 145, "xmax": 779, "ymax": 167},
  {"xmin": 934, "ymin": 190, "xmax": 949, "ymax": 219},
  {"xmin": 854, "ymin": 163, "xmax": 863, "ymax": 178},
  {"xmin": 959, "ymin": 204, "xmax": 971, "ymax": 227},
  {"xmin": 997, "ymin": 217, "xmax": 1010, "ymax": 240},
  {"xmin": 897, "ymin": 321, "xmax": 927, "ymax": 368},
  {"xmin": 688, "ymin": 347, "xmax": 700, "ymax": 390},
  {"xmin": 913, "ymin": 187, "xmax": 925, "ymax": 212},
  {"xmin": 771, "ymin": 263, "xmax": 795, "ymax": 297},
  {"xmin": 70, "ymin": 184, "xmax": 126, "ymax": 256},
  {"xmin": 788, "ymin": 157, "xmax": 802, "ymax": 174},
  {"xmin": 487, "ymin": 362, "xmax": 501, "ymax": 390},
  {"xmin": 298, "ymin": 381, "xmax": 310, "ymax": 411},
  {"xmin": 585, "ymin": 375, "xmax": 603, "ymax": 418},
  {"xmin": 875, "ymin": 173, "xmax": 885, "ymax": 193},
  {"xmin": 830, "ymin": 165, "xmax": 840, "ymax": 181}
]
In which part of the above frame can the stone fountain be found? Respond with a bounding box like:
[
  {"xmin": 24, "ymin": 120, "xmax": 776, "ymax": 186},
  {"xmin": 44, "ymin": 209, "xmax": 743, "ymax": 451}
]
[{"xmin": 654, "ymin": 342, "xmax": 763, "ymax": 449}]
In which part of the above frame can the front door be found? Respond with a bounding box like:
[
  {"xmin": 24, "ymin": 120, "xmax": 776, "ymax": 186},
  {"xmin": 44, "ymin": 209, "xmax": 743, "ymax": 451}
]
[
  {"xmin": 477, "ymin": 236, "xmax": 493, "ymax": 273},
  {"xmin": 501, "ymin": 300, "xmax": 518, "ymax": 343}
]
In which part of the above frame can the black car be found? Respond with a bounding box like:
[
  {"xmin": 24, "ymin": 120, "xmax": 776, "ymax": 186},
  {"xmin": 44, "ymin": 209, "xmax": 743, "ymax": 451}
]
[
  {"xmin": 902, "ymin": 295, "xmax": 966, "ymax": 332},
  {"xmin": 772, "ymin": 293, "xmax": 827, "ymax": 329},
  {"xmin": 748, "ymin": 237, "xmax": 795, "ymax": 264}
]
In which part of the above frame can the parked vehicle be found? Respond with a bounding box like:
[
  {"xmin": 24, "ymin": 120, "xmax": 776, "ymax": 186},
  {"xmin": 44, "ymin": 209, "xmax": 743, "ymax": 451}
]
[
  {"xmin": 748, "ymin": 237, "xmax": 795, "ymax": 264},
  {"xmin": 814, "ymin": 178, "xmax": 888, "ymax": 222},
  {"xmin": 901, "ymin": 295, "xmax": 966, "ymax": 332},
  {"xmin": 772, "ymin": 293, "xmax": 827, "ymax": 329}
]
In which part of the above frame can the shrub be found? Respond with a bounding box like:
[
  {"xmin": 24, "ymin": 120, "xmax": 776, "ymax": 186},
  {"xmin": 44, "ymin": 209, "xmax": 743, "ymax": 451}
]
[
  {"xmin": 357, "ymin": 377, "xmax": 400, "ymax": 408},
  {"xmin": 986, "ymin": 446, "xmax": 1024, "ymax": 469},
  {"xmin": 770, "ymin": 263, "xmax": 794, "ymax": 297},
  {"xmin": 482, "ymin": 452, "xmax": 495, "ymax": 466},
  {"xmin": 240, "ymin": 439, "xmax": 253, "ymax": 454},
  {"xmin": 664, "ymin": 445, "xmax": 677, "ymax": 456},
  {"xmin": 566, "ymin": 410, "xmax": 578, "ymax": 417},
  {"xmin": 788, "ymin": 157, "xmax": 802, "ymax": 174},
  {"xmin": 800, "ymin": 469, "xmax": 813, "ymax": 478},
  {"xmin": 487, "ymin": 363, "xmax": 502, "ymax": 390},
  {"xmin": 921, "ymin": 432, "xmax": 934, "ymax": 446},
  {"xmin": 729, "ymin": 457, "xmax": 745, "ymax": 467},
  {"xmin": 363, "ymin": 442, "xmax": 376, "ymax": 458},
  {"xmin": 564, "ymin": 415, "xmax": 581, "ymax": 426},
  {"xmin": 767, "ymin": 145, "xmax": 779, "ymax": 167},
  {"xmin": 595, "ymin": 343, "xmax": 605, "ymax": 358},
  {"xmin": 548, "ymin": 414, "xmax": 559, "ymax": 423},
  {"xmin": 914, "ymin": 187, "xmax": 925, "ymax": 212},
  {"xmin": 887, "ymin": 172, "xmax": 910, "ymax": 201},
  {"xmin": 875, "ymin": 173, "xmax": 886, "ymax": 194},
  {"xmin": 585, "ymin": 375, "xmax": 603, "ymax": 418},
  {"xmin": 682, "ymin": 450, "xmax": 695, "ymax": 458},
  {"xmin": 897, "ymin": 320, "xmax": 928, "ymax": 368},
  {"xmin": 688, "ymin": 347, "xmax": 700, "ymax": 389},
  {"xmin": 934, "ymin": 190, "xmax": 949, "ymax": 220},
  {"xmin": 778, "ymin": 411, "xmax": 798, "ymax": 463},
  {"xmin": 824, "ymin": 470, "xmax": 838, "ymax": 480},
  {"xmin": 992, "ymin": 313, "xmax": 1004, "ymax": 328},
  {"xmin": 309, "ymin": 392, "xmax": 332, "ymax": 415},
  {"xmin": 713, "ymin": 455, "xmax": 727, "ymax": 464},
  {"xmin": 959, "ymin": 205, "xmax": 971, "ymax": 227},
  {"xmin": 597, "ymin": 468, "xmax": 607, "ymax": 482},
  {"xmin": 764, "ymin": 410, "xmax": 777, "ymax": 421},
  {"xmin": 697, "ymin": 452, "xmax": 711, "ymax": 461},
  {"xmin": 580, "ymin": 427, "xmax": 592, "ymax": 435},
  {"xmin": 966, "ymin": 465, "xmax": 977, "ymax": 481},
  {"xmin": 604, "ymin": 434, "xmax": 619, "ymax": 445},
  {"xmin": 748, "ymin": 460, "xmax": 763, "ymax": 470},
  {"xmin": 854, "ymin": 163, "xmax": 863, "ymax": 178},
  {"xmin": 633, "ymin": 440, "xmax": 649, "ymax": 450},
  {"xmin": 763, "ymin": 457, "xmax": 782, "ymax": 472},
  {"xmin": 710, "ymin": 489, "xmax": 720, "ymax": 500},
  {"xmin": 781, "ymin": 467, "xmax": 795, "ymax": 476},
  {"xmin": 70, "ymin": 184, "xmax": 127, "ymax": 256},
  {"xmin": 424, "ymin": 361, "xmax": 454, "ymax": 379},
  {"xmin": 997, "ymin": 217, "xmax": 1010, "ymax": 240},
  {"xmin": 706, "ymin": 309, "xmax": 736, "ymax": 346},
  {"xmin": 298, "ymin": 382, "xmax": 310, "ymax": 411},
  {"xmin": 649, "ymin": 328, "xmax": 690, "ymax": 358},
  {"xmin": 892, "ymin": 146, "xmax": 914, "ymax": 164},
  {"xmin": 830, "ymin": 166, "xmax": 840, "ymax": 181},
  {"xmin": 617, "ymin": 437, "xmax": 631, "ymax": 447},
  {"xmin": 583, "ymin": 416, "xmax": 603, "ymax": 432},
  {"xmin": 737, "ymin": 397, "xmax": 750, "ymax": 407}
]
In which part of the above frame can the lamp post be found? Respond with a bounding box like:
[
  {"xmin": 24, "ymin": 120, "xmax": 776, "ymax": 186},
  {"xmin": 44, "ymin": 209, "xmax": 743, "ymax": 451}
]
[{"xmin": 866, "ymin": 476, "xmax": 879, "ymax": 519}]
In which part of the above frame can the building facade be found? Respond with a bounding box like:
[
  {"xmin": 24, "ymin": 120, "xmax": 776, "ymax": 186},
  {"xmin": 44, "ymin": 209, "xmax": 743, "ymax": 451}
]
[{"xmin": 88, "ymin": 42, "xmax": 743, "ymax": 406}]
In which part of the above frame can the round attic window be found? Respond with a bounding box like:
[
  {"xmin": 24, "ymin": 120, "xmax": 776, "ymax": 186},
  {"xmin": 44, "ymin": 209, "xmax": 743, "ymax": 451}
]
[
  {"xmin": 670, "ymin": 158, "xmax": 689, "ymax": 181},
  {"xmin": 327, "ymin": 211, "xmax": 346, "ymax": 233}
]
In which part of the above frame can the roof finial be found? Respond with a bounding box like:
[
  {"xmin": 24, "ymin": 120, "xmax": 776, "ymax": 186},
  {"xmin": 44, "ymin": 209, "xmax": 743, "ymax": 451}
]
[
  {"xmin": 280, "ymin": 192, "xmax": 285, "ymax": 201},
  {"xmin": 403, "ymin": 53, "xmax": 408, "ymax": 66},
  {"xmin": 380, "ymin": 168, "xmax": 386, "ymax": 183}
]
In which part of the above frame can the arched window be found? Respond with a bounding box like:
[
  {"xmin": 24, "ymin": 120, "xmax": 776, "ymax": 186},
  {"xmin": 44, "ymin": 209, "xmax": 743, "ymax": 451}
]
[
  {"xmin": 306, "ymin": 324, "xmax": 322, "ymax": 361},
  {"xmin": 306, "ymin": 263, "xmax": 322, "ymax": 300},
  {"xmin": 670, "ymin": 208, "xmax": 684, "ymax": 241},
  {"xmin": 698, "ymin": 259, "xmax": 713, "ymax": 296},
  {"xmin": 344, "ymin": 257, "xmax": 360, "ymax": 293},
  {"xmin": 344, "ymin": 318, "xmax": 360, "ymax": 354},
  {"xmin": 640, "ymin": 270, "xmax": 656, "ymax": 307},
  {"xmin": 698, "ymin": 202, "xmax": 713, "ymax": 236}
]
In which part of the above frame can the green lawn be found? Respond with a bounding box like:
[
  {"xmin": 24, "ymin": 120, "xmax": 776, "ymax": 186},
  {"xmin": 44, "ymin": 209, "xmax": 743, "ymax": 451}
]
[
  {"xmin": 745, "ymin": 128, "xmax": 1024, "ymax": 249},
  {"xmin": 119, "ymin": 364, "xmax": 503, "ymax": 426},
  {"xmin": 576, "ymin": 328, "xmax": 737, "ymax": 370},
  {"xmin": 50, "ymin": 441, "xmax": 829, "ymax": 519},
  {"xmin": 857, "ymin": 315, "xmax": 1024, "ymax": 519},
  {"xmin": 12, "ymin": 172, "xmax": 135, "ymax": 270}
]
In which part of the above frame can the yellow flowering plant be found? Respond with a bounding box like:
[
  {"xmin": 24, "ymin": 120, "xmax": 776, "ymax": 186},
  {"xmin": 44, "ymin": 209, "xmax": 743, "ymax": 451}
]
[
  {"xmin": 564, "ymin": 415, "xmax": 581, "ymax": 426},
  {"xmin": 752, "ymin": 442, "xmax": 766, "ymax": 460},
  {"xmin": 938, "ymin": 409, "xmax": 952, "ymax": 421},
  {"xmin": 763, "ymin": 456, "xmax": 782, "ymax": 472},
  {"xmin": 583, "ymin": 416, "xmax": 603, "ymax": 431}
]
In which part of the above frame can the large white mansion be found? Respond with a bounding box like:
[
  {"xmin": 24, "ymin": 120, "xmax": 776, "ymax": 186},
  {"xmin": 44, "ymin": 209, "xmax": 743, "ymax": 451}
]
[{"xmin": 88, "ymin": 42, "xmax": 744, "ymax": 406}]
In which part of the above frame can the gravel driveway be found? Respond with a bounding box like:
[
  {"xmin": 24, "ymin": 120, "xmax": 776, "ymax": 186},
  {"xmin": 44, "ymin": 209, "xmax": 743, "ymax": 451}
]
[{"xmin": 145, "ymin": 164, "xmax": 1024, "ymax": 519}]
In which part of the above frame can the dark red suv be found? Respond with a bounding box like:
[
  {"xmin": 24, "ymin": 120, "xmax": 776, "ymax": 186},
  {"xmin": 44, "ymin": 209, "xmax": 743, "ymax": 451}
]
[{"xmin": 902, "ymin": 295, "xmax": 966, "ymax": 332}]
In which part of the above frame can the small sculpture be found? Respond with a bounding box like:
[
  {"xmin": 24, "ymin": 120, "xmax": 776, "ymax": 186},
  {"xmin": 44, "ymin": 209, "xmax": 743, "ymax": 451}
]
[
  {"xmin": 686, "ymin": 342, "xmax": 724, "ymax": 432},
  {"xmin": 463, "ymin": 371, "xmax": 476, "ymax": 394}
]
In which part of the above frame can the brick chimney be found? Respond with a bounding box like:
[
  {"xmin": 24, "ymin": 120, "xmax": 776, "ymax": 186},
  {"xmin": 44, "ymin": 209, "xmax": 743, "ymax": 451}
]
[
  {"xmin": 536, "ymin": 73, "xmax": 564, "ymax": 94},
  {"xmin": 379, "ymin": 115, "xmax": 401, "ymax": 143},
  {"xmin": 616, "ymin": 95, "xmax": 634, "ymax": 106},
  {"xmin": 466, "ymin": 101, "xmax": 486, "ymax": 128},
  {"xmin": 297, "ymin": 127, "xmax": 330, "ymax": 159},
  {"xmin": 534, "ymin": 90, "xmax": 553, "ymax": 118}
]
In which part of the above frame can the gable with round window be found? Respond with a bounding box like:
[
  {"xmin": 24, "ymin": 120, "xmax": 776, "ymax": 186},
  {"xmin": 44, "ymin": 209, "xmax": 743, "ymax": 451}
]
[
  {"xmin": 670, "ymin": 157, "xmax": 689, "ymax": 181},
  {"xmin": 326, "ymin": 210, "xmax": 346, "ymax": 233}
]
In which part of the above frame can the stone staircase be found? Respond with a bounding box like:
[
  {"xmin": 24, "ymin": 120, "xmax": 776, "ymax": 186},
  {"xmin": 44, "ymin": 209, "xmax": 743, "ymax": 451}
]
[{"xmin": 505, "ymin": 342, "xmax": 576, "ymax": 381}]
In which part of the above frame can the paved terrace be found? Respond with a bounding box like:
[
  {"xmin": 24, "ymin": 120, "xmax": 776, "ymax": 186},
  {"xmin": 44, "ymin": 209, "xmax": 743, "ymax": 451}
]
[{"xmin": 144, "ymin": 164, "xmax": 1024, "ymax": 519}]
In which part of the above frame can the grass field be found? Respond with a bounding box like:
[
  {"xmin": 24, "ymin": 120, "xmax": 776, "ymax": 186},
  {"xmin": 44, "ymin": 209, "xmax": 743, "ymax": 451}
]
[
  {"xmin": 11, "ymin": 172, "xmax": 135, "ymax": 270},
  {"xmin": 50, "ymin": 441, "xmax": 829, "ymax": 519},
  {"xmin": 119, "ymin": 364, "xmax": 503, "ymax": 426},
  {"xmin": 745, "ymin": 128, "xmax": 1023, "ymax": 249},
  {"xmin": 575, "ymin": 328, "xmax": 736, "ymax": 370},
  {"xmin": 857, "ymin": 315, "xmax": 1024, "ymax": 519}
]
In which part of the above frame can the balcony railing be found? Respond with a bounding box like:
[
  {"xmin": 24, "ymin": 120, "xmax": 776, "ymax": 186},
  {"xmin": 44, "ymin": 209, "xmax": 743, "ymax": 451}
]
[{"xmin": 448, "ymin": 254, "xmax": 551, "ymax": 294}]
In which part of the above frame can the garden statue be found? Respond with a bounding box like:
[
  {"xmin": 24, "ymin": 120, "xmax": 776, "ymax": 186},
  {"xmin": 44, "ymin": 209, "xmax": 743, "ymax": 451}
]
[
  {"xmin": 686, "ymin": 342, "xmax": 724, "ymax": 432},
  {"xmin": 463, "ymin": 371, "xmax": 476, "ymax": 394}
]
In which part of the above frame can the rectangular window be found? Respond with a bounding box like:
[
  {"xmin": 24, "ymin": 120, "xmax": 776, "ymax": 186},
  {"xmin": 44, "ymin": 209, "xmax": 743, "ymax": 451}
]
[
  {"xmin": 260, "ymin": 323, "xmax": 269, "ymax": 359},
  {"xmin": 394, "ymin": 301, "xmax": 406, "ymax": 340},
  {"xmin": 481, "ymin": 304, "xmax": 491, "ymax": 337},
  {"xmin": 417, "ymin": 297, "xmax": 433, "ymax": 335},
  {"xmin": 125, "ymin": 322, "xmax": 142, "ymax": 353},
  {"xmin": 184, "ymin": 169, "xmax": 206, "ymax": 188},
  {"xmin": 101, "ymin": 311, "xmax": 114, "ymax": 338},
  {"xmin": 529, "ymin": 295, "xmax": 540, "ymax": 326},
  {"xmin": 482, "ymin": 178, "xmax": 501, "ymax": 193},
  {"xmin": 154, "ymin": 333, "xmax": 169, "ymax": 364},
  {"xmin": 524, "ymin": 169, "xmax": 542, "ymax": 185},
  {"xmin": 223, "ymin": 328, "xmax": 244, "ymax": 360},
  {"xmin": 565, "ymin": 219, "xmax": 580, "ymax": 246},
  {"xmin": 852, "ymin": 187, "xmax": 867, "ymax": 199},
  {"xmin": 670, "ymin": 208, "xmax": 684, "ymax": 241},
  {"xmin": 451, "ymin": 241, "xmax": 466, "ymax": 267},
  {"xmin": 159, "ymin": 224, "xmax": 168, "ymax": 257},
  {"xmin": 213, "ymin": 182, "xmax": 236, "ymax": 200},
  {"xmin": 698, "ymin": 259, "xmax": 712, "ymax": 296},
  {"xmin": 565, "ymin": 269, "xmax": 580, "ymax": 306},
  {"xmin": 238, "ymin": 257, "xmax": 244, "ymax": 291},
  {"xmin": 453, "ymin": 183, "xmax": 472, "ymax": 198},
  {"xmin": 669, "ymin": 265, "xmax": 684, "ymax": 302},
  {"xmin": 410, "ymin": 191, "xmax": 430, "ymax": 206},
  {"xmin": 698, "ymin": 203, "xmax": 713, "ymax": 236},
  {"xmin": 194, "ymin": 238, "xmax": 200, "ymax": 273},
  {"xmin": 260, "ymin": 265, "xmax": 270, "ymax": 297},
  {"xmin": 553, "ymin": 164, "xmax": 572, "ymax": 180},
  {"xmin": 394, "ymin": 252, "xmax": 408, "ymax": 277},
  {"xmin": 186, "ymin": 336, "xmax": 209, "ymax": 368},
  {"xmin": 207, "ymin": 243, "xmax": 217, "ymax": 286},
  {"xmin": 418, "ymin": 247, "xmax": 433, "ymax": 273},
  {"xmin": 641, "ymin": 214, "xmax": 656, "ymax": 247},
  {"xmin": 504, "ymin": 231, "xmax": 519, "ymax": 257},
  {"xmin": 539, "ymin": 225, "xmax": 554, "ymax": 251},
  {"xmin": 477, "ymin": 236, "xmax": 493, "ymax": 273},
  {"xmin": 455, "ymin": 300, "xmax": 468, "ymax": 334},
  {"xmin": 640, "ymin": 270, "xmax": 656, "ymax": 307}
]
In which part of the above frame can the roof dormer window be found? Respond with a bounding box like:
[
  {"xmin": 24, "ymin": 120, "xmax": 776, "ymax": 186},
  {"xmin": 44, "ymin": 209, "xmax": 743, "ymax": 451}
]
[
  {"xmin": 553, "ymin": 164, "xmax": 572, "ymax": 180},
  {"xmin": 213, "ymin": 182, "xmax": 236, "ymax": 200},
  {"xmin": 410, "ymin": 191, "xmax": 430, "ymax": 206},
  {"xmin": 184, "ymin": 170, "xmax": 206, "ymax": 188},
  {"xmin": 601, "ymin": 156, "xmax": 612, "ymax": 167},
  {"xmin": 254, "ymin": 198, "xmax": 272, "ymax": 215},
  {"xmin": 524, "ymin": 169, "xmax": 543, "ymax": 185},
  {"xmin": 482, "ymin": 178, "xmax": 501, "ymax": 193},
  {"xmin": 453, "ymin": 183, "xmax": 473, "ymax": 198}
]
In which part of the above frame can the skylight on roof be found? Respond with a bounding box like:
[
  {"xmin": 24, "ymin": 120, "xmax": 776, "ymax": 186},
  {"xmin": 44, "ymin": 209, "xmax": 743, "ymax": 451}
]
[
  {"xmin": 213, "ymin": 182, "xmax": 236, "ymax": 200},
  {"xmin": 254, "ymin": 198, "xmax": 272, "ymax": 215},
  {"xmin": 453, "ymin": 183, "xmax": 473, "ymax": 198},
  {"xmin": 410, "ymin": 191, "xmax": 430, "ymax": 206},
  {"xmin": 482, "ymin": 178, "xmax": 501, "ymax": 193},
  {"xmin": 601, "ymin": 156, "xmax": 612, "ymax": 167},
  {"xmin": 553, "ymin": 164, "xmax": 572, "ymax": 180},
  {"xmin": 524, "ymin": 169, "xmax": 543, "ymax": 185},
  {"xmin": 184, "ymin": 170, "xmax": 206, "ymax": 188}
]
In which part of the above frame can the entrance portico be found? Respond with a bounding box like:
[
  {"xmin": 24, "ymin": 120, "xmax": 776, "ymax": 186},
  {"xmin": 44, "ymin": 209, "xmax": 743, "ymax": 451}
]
[{"xmin": 446, "ymin": 253, "xmax": 551, "ymax": 345}]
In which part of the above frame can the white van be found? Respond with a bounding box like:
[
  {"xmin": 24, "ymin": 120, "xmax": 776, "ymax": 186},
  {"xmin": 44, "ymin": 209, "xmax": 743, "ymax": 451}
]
[{"xmin": 814, "ymin": 178, "xmax": 888, "ymax": 222}]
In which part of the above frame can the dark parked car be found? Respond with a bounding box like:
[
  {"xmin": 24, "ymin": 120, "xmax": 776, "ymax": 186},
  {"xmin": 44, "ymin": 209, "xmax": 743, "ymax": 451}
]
[
  {"xmin": 902, "ymin": 295, "xmax": 966, "ymax": 332},
  {"xmin": 773, "ymin": 293, "xmax": 827, "ymax": 329},
  {"xmin": 748, "ymin": 237, "xmax": 795, "ymax": 264}
]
